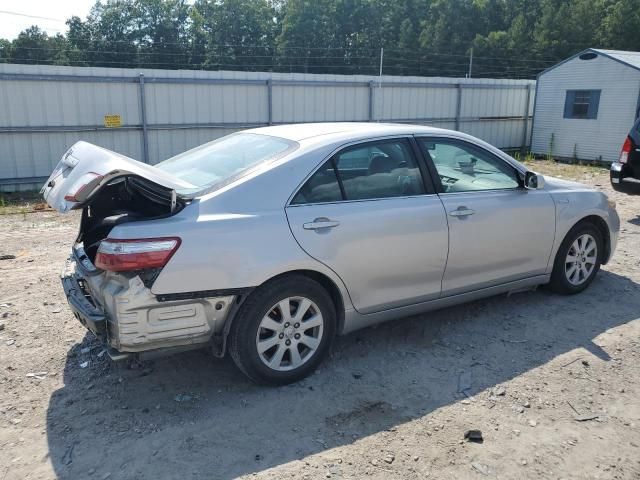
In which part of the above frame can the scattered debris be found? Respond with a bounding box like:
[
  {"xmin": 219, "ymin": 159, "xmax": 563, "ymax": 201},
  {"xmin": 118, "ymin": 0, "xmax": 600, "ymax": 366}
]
[
  {"xmin": 174, "ymin": 393, "xmax": 198, "ymax": 403},
  {"xmin": 464, "ymin": 429, "xmax": 484, "ymax": 443},
  {"xmin": 5, "ymin": 339, "xmax": 15, "ymax": 346},
  {"xmin": 567, "ymin": 401, "xmax": 581, "ymax": 415},
  {"xmin": 581, "ymin": 360, "xmax": 590, "ymax": 367},
  {"xmin": 574, "ymin": 414, "xmax": 599, "ymax": 422},
  {"xmin": 351, "ymin": 371, "xmax": 363, "ymax": 380},
  {"xmin": 25, "ymin": 372, "xmax": 48, "ymax": 380},
  {"xmin": 494, "ymin": 386, "xmax": 506, "ymax": 396},
  {"xmin": 458, "ymin": 370, "xmax": 472, "ymax": 393},
  {"xmin": 61, "ymin": 442, "xmax": 77, "ymax": 466},
  {"xmin": 79, "ymin": 361, "xmax": 90, "ymax": 369},
  {"xmin": 383, "ymin": 453, "xmax": 395, "ymax": 464},
  {"xmin": 561, "ymin": 356, "xmax": 584, "ymax": 368},
  {"xmin": 472, "ymin": 462, "xmax": 490, "ymax": 475},
  {"xmin": 0, "ymin": 254, "xmax": 16, "ymax": 260},
  {"xmin": 528, "ymin": 420, "xmax": 537, "ymax": 427}
]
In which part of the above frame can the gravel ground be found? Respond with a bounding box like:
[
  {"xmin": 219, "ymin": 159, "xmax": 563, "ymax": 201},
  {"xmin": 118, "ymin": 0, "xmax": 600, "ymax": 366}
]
[{"xmin": 0, "ymin": 162, "xmax": 639, "ymax": 480}]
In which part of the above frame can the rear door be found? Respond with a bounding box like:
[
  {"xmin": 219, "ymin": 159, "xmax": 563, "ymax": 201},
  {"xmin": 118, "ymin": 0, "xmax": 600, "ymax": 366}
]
[
  {"xmin": 285, "ymin": 137, "xmax": 449, "ymax": 314},
  {"xmin": 415, "ymin": 136, "xmax": 556, "ymax": 296}
]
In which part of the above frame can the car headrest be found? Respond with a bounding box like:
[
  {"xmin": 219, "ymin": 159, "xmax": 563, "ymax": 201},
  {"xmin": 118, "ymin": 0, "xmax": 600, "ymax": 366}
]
[{"xmin": 368, "ymin": 155, "xmax": 394, "ymax": 175}]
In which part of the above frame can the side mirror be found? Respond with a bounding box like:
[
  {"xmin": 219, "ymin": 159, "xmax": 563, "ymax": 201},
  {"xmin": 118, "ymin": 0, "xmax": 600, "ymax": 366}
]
[{"xmin": 524, "ymin": 171, "xmax": 545, "ymax": 190}]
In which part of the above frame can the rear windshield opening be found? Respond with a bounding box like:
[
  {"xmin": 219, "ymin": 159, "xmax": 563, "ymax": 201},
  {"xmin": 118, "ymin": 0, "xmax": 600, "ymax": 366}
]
[{"xmin": 155, "ymin": 133, "xmax": 297, "ymax": 195}]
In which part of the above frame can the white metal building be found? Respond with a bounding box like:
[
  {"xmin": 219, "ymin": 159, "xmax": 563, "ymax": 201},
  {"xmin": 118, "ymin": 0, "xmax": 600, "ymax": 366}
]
[
  {"xmin": 532, "ymin": 48, "xmax": 640, "ymax": 163},
  {"xmin": 0, "ymin": 63, "xmax": 534, "ymax": 191}
]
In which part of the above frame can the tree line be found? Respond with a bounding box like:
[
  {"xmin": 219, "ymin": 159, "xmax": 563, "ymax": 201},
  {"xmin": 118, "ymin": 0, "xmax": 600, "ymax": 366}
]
[{"xmin": 1, "ymin": 0, "xmax": 639, "ymax": 79}]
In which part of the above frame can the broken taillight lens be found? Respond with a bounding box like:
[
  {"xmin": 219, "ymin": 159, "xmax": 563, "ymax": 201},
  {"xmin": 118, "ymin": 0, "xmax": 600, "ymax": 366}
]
[
  {"xmin": 619, "ymin": 136, "xmax": 633, "ymax": 164},
  {"xmin": 95, "ymin": 238, "xmax": 181, "ymax": 272},
  {"xmin": 63, "ymin": 172, "xmax": 104, "ymax": 202}
]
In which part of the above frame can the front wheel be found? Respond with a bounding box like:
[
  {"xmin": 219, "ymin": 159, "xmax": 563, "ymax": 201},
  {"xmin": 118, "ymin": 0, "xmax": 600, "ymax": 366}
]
[
  {"xmin": 228, "ymin": 275, "xmax": 336, "ymax": 385},
  {"xmin": 548, "ymin": 222, "xmax": 603, "ymax": 294}
]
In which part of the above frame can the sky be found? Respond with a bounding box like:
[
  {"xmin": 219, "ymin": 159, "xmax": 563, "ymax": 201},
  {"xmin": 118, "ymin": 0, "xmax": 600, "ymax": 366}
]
[{"xmin": 0, "ymin": 0, "xmax": 94, "ymax": 40}]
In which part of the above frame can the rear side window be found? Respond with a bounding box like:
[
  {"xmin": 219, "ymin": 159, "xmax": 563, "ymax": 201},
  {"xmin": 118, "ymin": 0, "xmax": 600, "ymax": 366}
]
[
  {"xmin": 291, "ymin": 161, "xmax": 342, "ymax": 204},
  {"xmin": 291, "ymin": 138, "xmax": 426, "ymax": 204}
]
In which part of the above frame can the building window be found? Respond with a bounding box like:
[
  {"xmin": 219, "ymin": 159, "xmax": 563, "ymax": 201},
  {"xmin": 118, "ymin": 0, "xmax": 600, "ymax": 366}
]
[{"xmin": 564, "ymin": 90, "xmax": 601, "ymax": 119}]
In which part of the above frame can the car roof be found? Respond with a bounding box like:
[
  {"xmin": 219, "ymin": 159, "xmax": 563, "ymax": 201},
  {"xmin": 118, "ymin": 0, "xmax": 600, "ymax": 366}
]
[{"xmin": 245, "ymin": 122, "xmax": 452, "ymax": 143}]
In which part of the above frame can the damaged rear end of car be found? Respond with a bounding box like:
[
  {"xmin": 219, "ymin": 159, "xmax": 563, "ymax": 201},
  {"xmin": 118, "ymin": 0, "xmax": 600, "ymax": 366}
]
[{"xmin": 46, "ymin": 141, "xmax": 237, "ymax": 360}]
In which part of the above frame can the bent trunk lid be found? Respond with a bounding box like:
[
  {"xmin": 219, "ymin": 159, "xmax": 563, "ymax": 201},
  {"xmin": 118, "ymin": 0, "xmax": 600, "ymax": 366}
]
[{"xmin": 42, "ymin": 141, "xmax": 196, "ymax": 213}]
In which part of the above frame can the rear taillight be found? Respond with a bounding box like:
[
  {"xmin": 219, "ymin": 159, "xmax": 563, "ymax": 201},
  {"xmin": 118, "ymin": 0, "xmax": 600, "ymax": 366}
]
[
  {"xmin": 95, "ymin": 237, "xmax": 181, "ymax": 272},
  {"xmin": 64, "ymin": 172, "xmax": 104, "ymax": 202},
  {"xmin": 619, "ymin": 136, "xmax": 633, "ymax": 164}
]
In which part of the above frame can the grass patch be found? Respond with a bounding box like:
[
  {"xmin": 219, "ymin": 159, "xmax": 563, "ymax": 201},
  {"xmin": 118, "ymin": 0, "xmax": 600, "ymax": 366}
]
[
  {"xmin": 0, "ymin": 191, "xmax": 50, "ymax": 215},
  {"xmin": 521, "ymin": 158, "xmax": 607, "ymax": 180},
  {"xmin": 510, "ymin": 151, "xmax": 608, "ymax": 181}
]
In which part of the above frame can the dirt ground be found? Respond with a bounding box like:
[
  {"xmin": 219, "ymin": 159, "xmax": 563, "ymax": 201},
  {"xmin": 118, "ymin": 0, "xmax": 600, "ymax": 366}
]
[{"xmin": 1, "ymin": 161, "xmax": 639, "ymax": 480}]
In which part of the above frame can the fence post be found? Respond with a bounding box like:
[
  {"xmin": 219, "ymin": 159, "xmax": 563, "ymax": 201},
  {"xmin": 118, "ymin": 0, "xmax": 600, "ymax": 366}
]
[
  {"xmin": 138, "ymin": 73, "xmax": 150, "ymax": 164},
  {"xmin": 521, "ymin": 84, "xmax": 532, "ymax": 155},
  {"xmin": 455, "ymin": 84, "xmax": 462, "ymax": 131},
  {"xmin": 368, "ymin": 81, "xmax": 374, "ymax": 121},
  {"xmin": 267, "ymin": 78, "xmax": 273, "ymax": 125}
]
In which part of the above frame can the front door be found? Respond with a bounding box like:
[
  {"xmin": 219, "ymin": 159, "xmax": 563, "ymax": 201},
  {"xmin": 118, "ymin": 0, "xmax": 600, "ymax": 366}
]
[
  {"xmin": 285, "ymin": 137, "xmax": 449, "ymax": 314},
  {"xmin": 415, "ymin": 137, "xmax": 556, "ymax": 295}
]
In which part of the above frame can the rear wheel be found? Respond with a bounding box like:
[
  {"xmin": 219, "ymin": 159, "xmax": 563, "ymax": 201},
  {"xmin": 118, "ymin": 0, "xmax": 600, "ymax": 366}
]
[
  {"xmin": 548, "ymin": 222, "xmax": 603, "ymax": 294},
  {"xmin": 228, "ymin": 275, "xmax": 336, "ymax": 385}
]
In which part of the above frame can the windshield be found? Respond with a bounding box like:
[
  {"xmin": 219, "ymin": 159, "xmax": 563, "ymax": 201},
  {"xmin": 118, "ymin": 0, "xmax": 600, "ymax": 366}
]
[{"xmin": 155, "ymin": 133, "xmax": 296, "ymax": 194}]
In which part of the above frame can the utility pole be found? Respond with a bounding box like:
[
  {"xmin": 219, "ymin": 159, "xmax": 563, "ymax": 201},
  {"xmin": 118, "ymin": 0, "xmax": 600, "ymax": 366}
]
[
  {"xmin": 378, "ymin": 47, "xmax": 384, "ymax": 87},
  {"xmin": 468, "ymin": 47, "xmax": 473, "ymax": 78}
]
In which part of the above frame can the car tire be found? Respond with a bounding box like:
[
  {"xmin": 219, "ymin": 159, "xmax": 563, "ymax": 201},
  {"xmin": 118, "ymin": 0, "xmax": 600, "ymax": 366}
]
[
  {"xmin": 228, "ymin": 274, "xmax": 336, "ymax": 385},
  {"xmin": 548, "ymin": 221, "xmax": 603, "ymax": 295}
]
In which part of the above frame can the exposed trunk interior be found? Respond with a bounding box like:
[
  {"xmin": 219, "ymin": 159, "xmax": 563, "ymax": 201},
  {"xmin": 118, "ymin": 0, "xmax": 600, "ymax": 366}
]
[{"xmin": 78, "ymin": 176, "xmax": 185, "ymax": 263}]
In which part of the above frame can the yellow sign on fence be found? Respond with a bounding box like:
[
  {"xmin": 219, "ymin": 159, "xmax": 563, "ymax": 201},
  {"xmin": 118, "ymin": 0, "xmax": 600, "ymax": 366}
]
[{"xmin": 103, "ymin": 114, "xmax": 122, "ymax": 128}]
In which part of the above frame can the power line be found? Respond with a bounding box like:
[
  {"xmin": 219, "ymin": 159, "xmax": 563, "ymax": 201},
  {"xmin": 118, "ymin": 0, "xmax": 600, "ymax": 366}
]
[
  {"xmin": 0, "ymin": 10, "xmax": 66, "ymax": 23},
  {"xmin": 4, "ymin": 44, "xmax": 563, "ymax": 69}
]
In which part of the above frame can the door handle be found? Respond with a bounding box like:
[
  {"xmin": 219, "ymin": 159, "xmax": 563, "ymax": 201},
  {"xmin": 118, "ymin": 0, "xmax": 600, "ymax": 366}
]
[
  {"xmin": 303, "ymin": 218, "xmax": 340, "ymax": 230},
  {"xmin": 449, "ymin": 207, "xmax": 475, "ymax": 217}
]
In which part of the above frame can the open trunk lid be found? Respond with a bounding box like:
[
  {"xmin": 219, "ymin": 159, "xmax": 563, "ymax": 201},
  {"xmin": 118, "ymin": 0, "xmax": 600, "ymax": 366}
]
[{"xmin": 41, "ymin": 141, "xmax": 196, "ymax": 213}]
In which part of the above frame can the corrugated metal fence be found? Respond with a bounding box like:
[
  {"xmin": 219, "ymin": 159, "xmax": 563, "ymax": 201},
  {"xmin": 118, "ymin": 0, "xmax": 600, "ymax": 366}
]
[{"xmin": 0, "ymin": 64, "xmax": 536, "ymax": 190}]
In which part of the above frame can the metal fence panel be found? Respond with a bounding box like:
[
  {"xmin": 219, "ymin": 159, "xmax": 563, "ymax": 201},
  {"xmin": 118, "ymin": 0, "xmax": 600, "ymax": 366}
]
[{"xmin": 0, "ymin": 63, "xmax": 535, "ymax": 190}]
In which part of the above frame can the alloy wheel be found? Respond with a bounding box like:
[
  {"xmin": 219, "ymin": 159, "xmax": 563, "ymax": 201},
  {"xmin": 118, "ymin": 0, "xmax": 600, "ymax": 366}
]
[
  {"xmin": 255, "ymin": 296, "xmax": 324, "ymax": 371},
  {"xmin": 565, "ymin": 233, "xmax": 598, "ymax": 286}
]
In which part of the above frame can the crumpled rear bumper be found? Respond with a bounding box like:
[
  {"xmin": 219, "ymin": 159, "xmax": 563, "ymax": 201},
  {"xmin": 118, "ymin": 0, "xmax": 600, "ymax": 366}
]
[
  {"xmin": 60, "ymin": 246, "xmax": 235, "ymax": 359},
  {"xmin": 61, "ymin": 258, "xmax": 108, "ymax": 339}
]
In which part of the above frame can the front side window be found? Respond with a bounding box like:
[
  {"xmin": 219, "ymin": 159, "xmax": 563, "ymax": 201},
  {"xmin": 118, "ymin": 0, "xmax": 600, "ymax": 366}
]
[
  {"xmin": 417, "ymin": 138, "xmax": 520, "ymax": 193},
  {"xmin": 564, "ymin": 90, "xmax": 601, "ymax": 119},
  {"xmin": 291, "ymin": 138, "xmax": 426, "ymax": 204}
]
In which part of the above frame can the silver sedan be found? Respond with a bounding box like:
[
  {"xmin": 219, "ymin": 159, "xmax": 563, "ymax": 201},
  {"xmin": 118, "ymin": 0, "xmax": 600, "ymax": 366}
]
[{"xmin": 43, "ymin": 123, "xmax": 619, "ymax": 384}]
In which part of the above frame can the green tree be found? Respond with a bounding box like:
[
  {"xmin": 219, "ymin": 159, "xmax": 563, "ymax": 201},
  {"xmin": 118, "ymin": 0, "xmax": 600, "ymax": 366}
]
[
  {"xmin": 0, "ymin": 39, "xmax": 11, "ymax": 63},
  {"xmin": 9, "ymin": 26, "xmax": 60, "ymax": 64},
  {"xmin": 132, "ymin": 0, "xmax": 191, "ymax": 68},
  {"xmin": 196, "ymin": 0, "xmax": 277, "ymax": 71},
  {"xmin": 599, "ymin": 0, "xmax": 640, "ymax": 51},
  {"xmin": 277, "ymin": 0, "xmax": 340, "ymax": 72}
]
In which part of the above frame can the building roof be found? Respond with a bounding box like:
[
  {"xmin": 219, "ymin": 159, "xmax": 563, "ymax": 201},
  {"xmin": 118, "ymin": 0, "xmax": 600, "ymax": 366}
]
[
  {"xmin": 592, "ymin": 49, "xmax": 640, "ymax": 70},
  {"xmin": 539, "ymin": 48, "xmax": 640, "ymax": 77}
]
